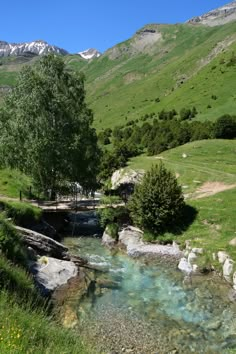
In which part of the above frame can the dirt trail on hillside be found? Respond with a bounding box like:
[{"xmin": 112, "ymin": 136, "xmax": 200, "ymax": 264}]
[{"xmin": 193, "ymin": 182, "xmax": 236, "ymax": 199}]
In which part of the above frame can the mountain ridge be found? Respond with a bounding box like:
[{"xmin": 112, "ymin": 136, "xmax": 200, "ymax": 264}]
[
  {"xmin": 0, "ymin": 2, "xmax": 236, "ymax": 129},
  {"xmin": 188, "ymin": 1, "xmax": 236, "ymax": 26},
  {"xmin": 0, "ymin": 39, "xmax": 68, "ymax": 57}
]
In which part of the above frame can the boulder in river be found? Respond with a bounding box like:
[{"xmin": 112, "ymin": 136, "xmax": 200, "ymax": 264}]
[
  {"xmin": 30, "ymin": 256, "xmax": 78, "ymax": 295},
  {"xmin": 178, "ymin": 257, "xmax": 193, "ymax": 274}
]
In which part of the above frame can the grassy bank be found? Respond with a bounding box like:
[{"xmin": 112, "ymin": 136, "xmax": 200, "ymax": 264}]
[
  {"xmin": 0, "ymin": 289, "xmax": 88, "ymax": 354},
  {"xmin": 0, "ymin": 210, "xmax": 90, "ymax": 354},
  {"xmin": 0, "ymin": 200, "xmax": 42, "ymax": 227},
  {"xmin": 128, "ymin": 139, "xmax": 236, "ymax": 262}
]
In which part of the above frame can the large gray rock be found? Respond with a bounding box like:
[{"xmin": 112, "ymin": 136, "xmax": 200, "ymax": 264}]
[
  {"xmin": 111, "ymin": 168, "xmax": 144, "ymax": 194},
  {"xmin": 15, "ymin": 226, "xmax": 69, "ymax": 260},
  {"xmin": 118, "ymin": 226, "xmax": 144, "ymax": 250},
  {"xmin": 30, "ymin": 257, "xmax": 78, "ymax": 295},
  {"xmin": 118, "ymin": 226, "xmax": 182, "ymax": 259}
]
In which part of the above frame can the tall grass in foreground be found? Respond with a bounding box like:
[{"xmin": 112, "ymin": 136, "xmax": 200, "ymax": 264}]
[
  {"xmin": 0, "ymin": 290, "xmax": 89, "ymax": 354},
  {"xmin": 0, "ymin": 216, "xmax": 91, "ymax": 353}
]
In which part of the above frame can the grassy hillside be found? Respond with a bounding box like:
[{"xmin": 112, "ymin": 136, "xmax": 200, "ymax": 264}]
[
  {"xmin": 1, "ymin": 21, "xmax": 236, "ymax": 129},
  {"xmin": 0, "ymin": 169, "xmax": 32, "ymax": 199},
  {"xmin": 70, "ymin": 22, "xmax": 236, "ymax": 129},
  {"xmin": 128, "ymin": 139, "xmax": 236, "ymax": 261},
  {"xmin": 127, "ymin": 139, "xmax": 236, "ymax": 193}
]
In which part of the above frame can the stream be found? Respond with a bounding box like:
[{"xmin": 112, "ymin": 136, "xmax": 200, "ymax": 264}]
[{"xmin": 62, "ymin": 235, "xmax": 236, "ymax": 354}]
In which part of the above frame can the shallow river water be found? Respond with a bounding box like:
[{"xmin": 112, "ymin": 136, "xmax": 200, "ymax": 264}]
[{"xmin": 63, "ymin": 236, "xmax": 236, "ymax": 354}]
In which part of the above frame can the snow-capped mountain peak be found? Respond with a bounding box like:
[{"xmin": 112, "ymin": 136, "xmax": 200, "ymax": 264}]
[
  {"xmin": 0, "ymin": 40, "xmax": 68, "ymax": 57},
  {"xmin": 78, "ymin": 48, "xmax": 101, "ymax": 60}
]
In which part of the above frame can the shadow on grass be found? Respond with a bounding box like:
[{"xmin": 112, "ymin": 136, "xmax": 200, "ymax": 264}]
[{"xmin": 167, "ymin": 204, "xmax": 198, "ymax": 236}]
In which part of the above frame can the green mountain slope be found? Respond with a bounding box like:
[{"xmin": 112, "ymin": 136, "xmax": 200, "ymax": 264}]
[
  {"xmin": 77, "ymin": 22, "xmax": 236, "ymax": 129},
  {"xmin": 1, "ymin": 21, "xmax": 236, "ymax": 128}
]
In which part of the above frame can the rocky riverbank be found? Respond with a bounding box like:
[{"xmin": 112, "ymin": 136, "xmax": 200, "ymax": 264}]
[
  {"xmin": 102, "ymin": 225, "xmax": 236, "ymax": 295},
  {"xmin": 102, "ymin": 225, "xmax": 183, "ymax": 259},
  {"xmin": 15, "ymin": 225, "xmax": 88, "ymax": 295}
]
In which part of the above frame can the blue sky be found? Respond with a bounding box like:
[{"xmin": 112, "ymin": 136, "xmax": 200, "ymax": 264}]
[{"xmin": 1, "ymin": 0, "xmax": 232, "ymax": 53}]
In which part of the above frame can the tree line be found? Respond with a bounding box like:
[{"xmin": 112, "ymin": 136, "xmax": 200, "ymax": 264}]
[{"xmin": 99, "ymin": 112, "xmax": 236, "ymax": 181}]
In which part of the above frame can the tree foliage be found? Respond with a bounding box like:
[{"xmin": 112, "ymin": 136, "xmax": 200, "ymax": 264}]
[
  {"xmin": 128, "ymin": 163, "xmax": 185, "ymax": 235},
  {"xmin": 214, "ymin": 114, "xmax": 236, "ymax": 139},
  {"xmin": 0, "ymin": 54, "xmax": 100, "ymax": 197}
]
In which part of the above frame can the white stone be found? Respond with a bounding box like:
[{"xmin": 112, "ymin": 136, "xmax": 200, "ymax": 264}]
[
  {"xmin": 31, "ymin": 257, "xmax": 78, "ymax": 295},
  {"xmin": 118, "ymin": 226, "xmax": 144, "ymax": 249},
  {"xmin": 118, "ymin": 226, "xmax": 183, "ymax": 258},
  {"xmin": 218, "ymin": 251, "xmax": 229, "ymax": 264},
  {"xmin": 185, "ymin": 240, "xmax": 192, "ymax": 250},
  {"xmin": 192, "ymin": 264, "xmax": 198, "ymax": 272},
  {"xmin": 229, "ymin": 238, "xmax": 236, "ymax": 247},
  {"xmin": 178, "ymin": 258, "xmax": 192, "ymax": 274},
  {"xmin": 223, "ymin": 258, "xmax": 234, "ymax": 282},
  {"xmin": 188, "ymin": 252, "xmax": 198, "ymax": 265},
  {"xmin": 192, "ymin": 248, "xmax": 204, "ymax": 254},
  {"xmin": 233, "ymin": 272, "xmax": 236, "ymax": 291},
  {"xmin": 184, "ymin": 250, "xmax": 189, "ymax": 257},
  {"xmin": 111, "ymin": 168, "xmax": 144, "ymax": 190},
  {"xmin": 102, "ymin": 228, "xmax": 117, "ymax": 247}
]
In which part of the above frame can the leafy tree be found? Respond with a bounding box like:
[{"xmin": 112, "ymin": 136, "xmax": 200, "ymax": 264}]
[
  {"xmin": 214, "ymin": 114, "xmax": 236, "ymax": 139},
  {"xmin": 180, "ymin": 107, "xmax": 192, "ymax": 121},
  {"xmin": 0, "ymin": 54, "xmax": 100, "ymax": 198},
  {"xmin": 98, "ymin": 129, "xmax": 112, "ymax": 145},
  {"xmin": 128, "ymin": 163, "xmax": 185, "ymax": 234},
  {"xmin": 159, "ymin": 109, "xmax": 177, "ymax": 120}
]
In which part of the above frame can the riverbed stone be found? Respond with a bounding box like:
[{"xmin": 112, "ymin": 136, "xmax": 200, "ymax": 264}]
[
  {"xmin": 205, "ymin": 320, "xmax": 222, "ymax": 331},
  {"xmin": 218, "ymin": 251, "xmax": 229, "ymax": 264},
  {"xmin": 223, "ymin": 258, "xmax": 234, "ymax": 282}
]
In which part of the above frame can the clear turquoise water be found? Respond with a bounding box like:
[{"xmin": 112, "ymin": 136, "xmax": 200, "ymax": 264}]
[{"xmin": 63, "ymin": 236, "xmax": 236, "ymax": 354}]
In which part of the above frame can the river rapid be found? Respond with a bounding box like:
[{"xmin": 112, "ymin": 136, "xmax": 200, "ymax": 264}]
[{"xmin": 62, "ymin": 236, "xmax": 236, "ymax": 354}]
